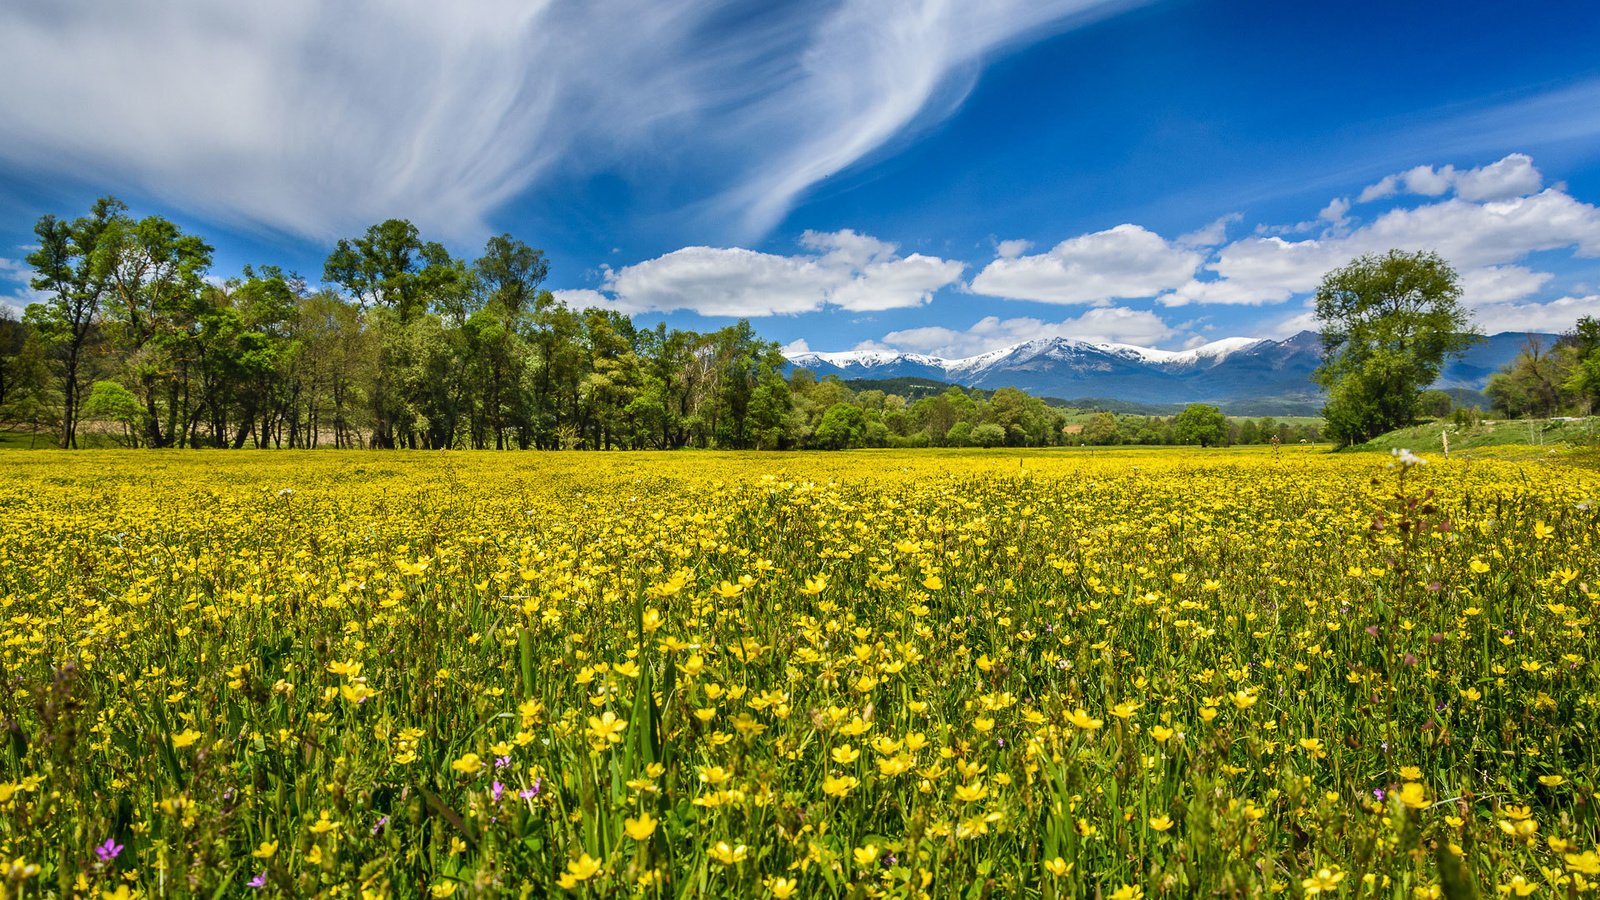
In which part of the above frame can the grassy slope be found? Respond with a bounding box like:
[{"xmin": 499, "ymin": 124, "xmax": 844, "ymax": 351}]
[{"xmin": 1351, "ymin": 416, "xmax": 1600, "ymax": 456}]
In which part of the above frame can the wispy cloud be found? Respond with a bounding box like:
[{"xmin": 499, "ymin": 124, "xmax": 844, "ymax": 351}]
[{"xmin": 0, "ymin": 0, "xmax": 1135, "ymax": 242}]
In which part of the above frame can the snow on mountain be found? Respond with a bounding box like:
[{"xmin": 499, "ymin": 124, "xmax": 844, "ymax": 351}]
[{"xmin": 782, "ymin": 331, "xmax": 1544, "ymax": 413}]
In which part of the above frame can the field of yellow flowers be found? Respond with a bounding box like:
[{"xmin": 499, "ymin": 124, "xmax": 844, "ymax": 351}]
[{"xmin": 1, "ymin": 447, "xmax": 1598, "ymax": 899}]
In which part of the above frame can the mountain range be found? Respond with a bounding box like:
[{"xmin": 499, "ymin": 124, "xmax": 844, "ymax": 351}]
[{"xmin": 785, "ymin": 331, "xmax": 1548, "ymax": 415}]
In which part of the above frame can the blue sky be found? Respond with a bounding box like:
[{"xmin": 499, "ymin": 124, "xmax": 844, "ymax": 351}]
[{"xmin": 2, "ymin": 0, "xmax": 1599, "ymax": 356}]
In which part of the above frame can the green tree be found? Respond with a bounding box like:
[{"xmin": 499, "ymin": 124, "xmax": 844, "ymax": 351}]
[
  {"xmin": 1173, "ymin": 403, "xmax": 1227, "ymax": 447},
  {"xmin": 812, "ymin": 402, "xmax": 866, "ymax": 449},
  {"xmin": 971, "ymin": 422, "xmax": 1007, "ymax": 448},
  {"xmin": 1486, "ymin": 336, "xmax": 1572, "ymax": 419},
  {"xmin": 24, "ymin": 197, "xmax": 122, "ymax": 447},
  {"xmin": 1313, "ymin": 250, "xmax": 1477, "ymax": 444},
  {"xmin": 1561, "ymin": 315, "xmax": 1600, "ymax": 414}
]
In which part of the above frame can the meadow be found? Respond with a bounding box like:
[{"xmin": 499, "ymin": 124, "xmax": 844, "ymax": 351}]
[{"xmin": 0, "ymin": 447, "xmax": 1597, "ymax": 898}]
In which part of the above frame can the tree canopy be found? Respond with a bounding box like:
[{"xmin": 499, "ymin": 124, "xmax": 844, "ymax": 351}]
[{"xmin": 1312, "ymin": 250, "xmax": 1477, "ymax": 445}]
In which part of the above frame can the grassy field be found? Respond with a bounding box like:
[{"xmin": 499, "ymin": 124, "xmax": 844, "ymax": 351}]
[{"xmin": 1, "ymin": 447, "xmax": 1598, "ymax": 898}]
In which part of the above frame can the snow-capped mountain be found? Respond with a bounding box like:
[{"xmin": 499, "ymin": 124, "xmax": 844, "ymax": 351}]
[{"xmin": 785, "ymin": 331, "xmax": 1547, "ymax": 412}]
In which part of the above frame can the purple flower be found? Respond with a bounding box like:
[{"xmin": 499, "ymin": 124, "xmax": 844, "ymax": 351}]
[
  {"xmin": 95, "ymin": 838, "xmax": 124, "ymax": 863},
  {"xmin": 495, "ymin": 755, "xmax": 512, "ymax": 770},
  {"xmin": 372, "ymin": 815, "xmax": 390, "ymax": 836},
  {"xmin": 1373, "ymin": 788, "xmax": 1386, "ymax": 801},
  {"xmin": 248, "ymin": 872, "xmax": 267, "ymax": 889},
  {"xmin": 492, "ymin": 781, "xmax": 505, "ymax": 803},
  {"xmin": 519, "ymin": 777, "xmax": 543, "ymax": 800}
]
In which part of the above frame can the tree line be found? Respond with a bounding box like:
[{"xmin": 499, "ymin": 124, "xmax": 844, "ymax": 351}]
[
  {"xmin": 1484, "ymin": 318, "xmax": 1600, "ymax": 419},
  {"xmin": 2, "ymin": 198, "xmax": 825, "ymax": 450}
]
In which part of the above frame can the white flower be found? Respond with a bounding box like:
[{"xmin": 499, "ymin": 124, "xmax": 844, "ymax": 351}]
[{"xmin": 1390, "ymin": 448, "xmax": 1426, "ymax": 467}]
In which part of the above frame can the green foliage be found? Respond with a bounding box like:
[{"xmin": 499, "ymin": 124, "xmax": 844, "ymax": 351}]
[
  {"xmin": 1173, "ymin": 403, "xmax": 1227, "ymax": 447},
  {"xmin": 1313, "ymin": 250, "xmax": 1477, "ymax": 444}
]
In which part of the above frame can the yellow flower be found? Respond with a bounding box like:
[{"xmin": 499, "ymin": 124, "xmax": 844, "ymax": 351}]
[
  {"xmin": 1148, "ymin": 815, "xmax": 1174, "ymax": 832},
  {"xmin": 1565, "ymin": 851, "xmax": 1600, "ymax": 875},
  {"xmin": 709, "ymin": 842, "xmax": 748, "ymax": 865},
  {"xmin": 954, "ymin": 782, "xmax": 988, "ymax": 803},
  {"xmin": 765, "ymin": 876, "xmax": 799, "ymax": 898},
  {"xmin": 1398, "ymin": 783, "xmax": 1428, "ymax": 810},
  {"xmin": 822, "ymin": 774, "xmax": 859, "ymax": 798},
  {"xmin": 698, "ymin": 765, "xmax": 732, "ymax": 786},
  {"xmin": 1109, "ymin": 885, "xmax": 1144, "ymax": 900},
  {"xmin": 252, "ymin": 840, "xmax": 277, "ymax": 859},
  {"xmin": 1538, "ymin": 775, "xmax": 1565, "ymax": 788},
  {"xmin": 1149, "ymin": 725, "xmax": 1175, "ymax": 743},
  {"xmin": 1229, "ymin": 690, "xmax": 1257, "ymax": 710},
  {"xmin": 429, "ymin": 884, "xmax": 458, "ymax": 898},
  {"xmin": 852, "ymin": 845, "xmax": 878, "ymax": 868},
  {"xmin": 560, "ymin": 853, "xmax": 603, "ymax": 886},
  {"xmin": 1065, "ymin": 709, "xmax": 1103, "ymax": 731},
  {"xmin": 450, "ymin": 753, "xmax": 484, "ymax": 776},
  {"xmin": 624, "ymin": 812, "xmax": 657, "ymax": 841},
  {"xmin": 831, "ymin": 744, "xmax": 860, "ymax": 765},
  {"xmin": 1044, "ymin": 857, "xmax": 1073, "ymax": 877},
  {"xmin": 171, "ymin": 729, "xmax": 202, "ymax": 749},
  {"xmin": 1302, "ymin": 867, "xmax": 1345, "ymax": 895},
  {"xmin": 586, "ymin": 711, "xmax": 628, "ymax": 746},
  {"xmin": 1500, "ymin": 875, "xmax": 1538, "ymax": 896}
]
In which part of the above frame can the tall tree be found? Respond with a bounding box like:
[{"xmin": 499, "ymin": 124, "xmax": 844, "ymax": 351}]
[
  {"xmin": 24, "ymin": 197, "xmax": 122, "ymax": 448},
  {"xmin": 99, "ymin": 211, "xmax": 214, "ymax": 447},
  {"xmin": 1313, "ymin": 250, "xmax": 1477, "ymax": 445}
]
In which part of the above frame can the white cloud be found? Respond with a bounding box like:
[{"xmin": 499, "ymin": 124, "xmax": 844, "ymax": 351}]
[
  {"xmin": 969, "ymin": 224, "xmax": 1201, "ymax": 305},
  {"xmin": 1453, "ymin": 153, "xmax": 1542, "ymax": 201},
  {"xmin": 0, "ymin": 0, "xmax": 1133, "ymax": 241},
  {"xmin": 880, "ymin": 307, "xmax": 1177, "ymax": 357},
  {"xmin": 996, "ymin": 239, "xmax": 1032, "ymax": 259},
  {"xmin": 1162, "ymin": 183, "xmax": 1600, "ymax": 308},
  {"xmin": 1355, "ymin": 153, "xmax": 1542, "ymax": 206},
  {"xmin": 1319, "ymin": 197, "xmax": 1351, "ymax": 227},
  {"xmin": 1178, "ymin": 213, "xmax": 1241, "ymax": 247},
  {"xmin": 779, "ymin": 338, "xmax": 811, "ymax": 356},
  {"xmin": 583, "ymin": 230, "xmax": 964, "ymax": 317},
  {"xmin": 1471, "ymin": 294, "xmax": 1600, "ymax": 334},
  {"xmin": 1459, "ymin": 265, "xmax": 1553, "ymax": 306},
  {"xmin": 0, "ymin": 256, "xmax": 43, "ymax": 316}
]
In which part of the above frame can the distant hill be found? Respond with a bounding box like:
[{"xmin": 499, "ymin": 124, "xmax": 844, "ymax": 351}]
[{"xmin": 787, "ymin": 331, "xmax": 1548, "ymax": 416}]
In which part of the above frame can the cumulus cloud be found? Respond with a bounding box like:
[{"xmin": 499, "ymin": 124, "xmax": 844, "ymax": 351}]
[
  {"xmin": 578, "ymin": 229, "xmax": 964, "ymax": 317},
  {"xmin": 1161, "ymin": 179, "xmax": 1600, "ymax": 308},
  {"xmin": 1471, "ymin": 294, "xmax": 1600, "ymax": 334},
  {"xmin": 879, "ymin": 307, "xmax": 1177, "ymax": 357},
  {"xmin": 995, "ymin": 239, "xmax": 1033, "ymax": 259},
  {"xmin": 1356, "ymin": 153, "xmax": 1542, "ymax": 205},
  {"xmin": 969, "ymin": 224, "xmax": 1201, "ymax": 305},
  {"xmin": 1459, "ymin": 265, "xmax": 1554, "ymax": 306},
  {"xmin": 0, "ymin": 0, "xmax": 1134, "ymax": 241}
]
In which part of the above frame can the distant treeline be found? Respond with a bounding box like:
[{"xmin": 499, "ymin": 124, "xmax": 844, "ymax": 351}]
[{"xmin": 0, "ymin": 197, "xmax": 1332, "ymax": 451}]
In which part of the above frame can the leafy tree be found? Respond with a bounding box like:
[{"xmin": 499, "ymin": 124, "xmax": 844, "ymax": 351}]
[
  {"xmin": 1486, "ymin": 336, "xmax": 1571, "ymax": 418},
  {"xmin": 323, "ymin": 220, "xmax": 468, "ymax": 324},
  {"xmin": 1561, "ymin": 315, "xmax": 1600, "ymax": 414},
  {"xmin": 24, "ymin": 197, "xmax": 122, "ymax": 447},
  {"xmin": 971, "ymin": 423, "xmax": 1007, "ymax": 448},
  {"xmin": 1416, "ymin": 390, "xmax": 1454, "ymax": 418},
  {"xmin": 1173, "ymin": 403, "xmax": 1227, "ymax": 447},
  {"xmin": 812, "ymin": 402, "xmax": 866, "ymax": 449},
  {"xmin": 1313, "ymin": 250, "xmax": 1477, "ymax": 444}
]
